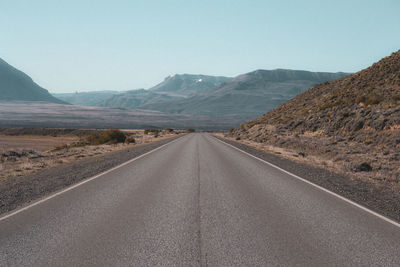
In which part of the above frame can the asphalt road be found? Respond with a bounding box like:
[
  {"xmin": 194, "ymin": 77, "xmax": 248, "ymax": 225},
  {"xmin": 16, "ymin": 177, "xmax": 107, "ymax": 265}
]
[{"xmin": 1, "ymin": 133, "xmax": 399, "ymax": 266}]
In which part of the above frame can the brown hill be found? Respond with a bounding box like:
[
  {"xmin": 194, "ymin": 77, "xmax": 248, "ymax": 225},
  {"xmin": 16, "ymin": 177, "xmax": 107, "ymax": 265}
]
[
  {"xmin": 245, "ymin": 50, "xmax": 400, "ymax": 129},
  {"xmin": 233, "ymin": 50, "xmax": 400, "ymax": 188}
]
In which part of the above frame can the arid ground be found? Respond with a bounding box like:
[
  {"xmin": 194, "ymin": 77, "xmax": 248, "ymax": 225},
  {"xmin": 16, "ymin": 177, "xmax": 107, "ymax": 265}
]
[{"xmin": 0, "ymin": 128, "xmax": 181, "ymax": 182}]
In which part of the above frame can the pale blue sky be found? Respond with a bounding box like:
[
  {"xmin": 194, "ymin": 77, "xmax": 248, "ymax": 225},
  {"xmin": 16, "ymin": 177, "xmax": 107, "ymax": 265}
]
[{"xmin": 1, "ymin": 0, "xmax": 399, "ymax": 93}]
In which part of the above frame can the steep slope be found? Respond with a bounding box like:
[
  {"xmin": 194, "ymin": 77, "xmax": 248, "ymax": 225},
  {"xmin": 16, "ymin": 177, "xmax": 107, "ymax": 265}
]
[
  {"xmin": 53, "ymin": 91, "xmax": 121, "ymax": 106},
  {"xmin": 242, "ymin": 51, "xmax": 400, "ymax": 130},
  {"xmin": 0, "ymin": 58, "xmax": 65, "ymax": 104},
  {"xmin": 234, "ymin": 50, "xmax": 400, "ymax": 187},
  {"xmin": 143, "ymin": 69, "xmax": 349, "ymax": 118}
]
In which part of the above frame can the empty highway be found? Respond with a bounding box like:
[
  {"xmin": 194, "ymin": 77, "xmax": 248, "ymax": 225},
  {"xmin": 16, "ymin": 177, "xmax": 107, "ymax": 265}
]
[{"xmin": 1, "ymin": 133, "xmax": 399, "ymax": 266}]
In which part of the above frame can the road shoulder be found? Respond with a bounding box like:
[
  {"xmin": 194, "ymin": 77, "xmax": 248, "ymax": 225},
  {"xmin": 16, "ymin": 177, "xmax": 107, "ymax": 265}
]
[
  {"xmin": 214, "ymin": 135, "xmax": 400, "ymax": 223},
  {"xmin": 0, "ymin": 135, "xmax": 183, "ymax": 215}
]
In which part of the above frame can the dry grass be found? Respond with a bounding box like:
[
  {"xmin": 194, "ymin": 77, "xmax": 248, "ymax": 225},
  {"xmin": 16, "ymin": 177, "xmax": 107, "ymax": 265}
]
[
  {"xmin": 0, "ymin": 130, "xmax": 182, "ymax": 182},
  {"xmin": 216, "ymin": 132, "xmax": 400, "ymax": 191},
  {"xmin": 0, "ymin": 135, "xmax": 79, "ymax": 151},
  {"xmin": 215, "ymin": 133, "xmax": 341, "ymax": 174}
]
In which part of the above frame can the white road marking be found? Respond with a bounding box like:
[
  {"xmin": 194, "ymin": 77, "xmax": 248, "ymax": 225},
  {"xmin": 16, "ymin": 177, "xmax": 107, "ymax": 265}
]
[
  {"xmin": 215, "ymin": 137, "xmax": 400, "ymax": 228},
  {"xmin": 0, "ymin": 137, "xmax": 183, "ymax": 222}
]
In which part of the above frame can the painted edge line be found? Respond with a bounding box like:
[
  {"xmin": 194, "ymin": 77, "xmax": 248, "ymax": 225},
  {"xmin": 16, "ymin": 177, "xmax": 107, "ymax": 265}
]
[
  {"xmin": 0, "ymin": 136, "xmax": 183, "ymax": 222},
  {"xmin": 214, "ymin": 136, "xmax": 400, "ymax": 228}
]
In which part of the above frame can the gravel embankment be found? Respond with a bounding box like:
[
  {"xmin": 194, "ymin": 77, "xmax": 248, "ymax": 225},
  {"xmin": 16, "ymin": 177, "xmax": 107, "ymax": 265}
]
[
  {"xmin": 216, "ymin": 136, "xmax": 400, "ymax": 223},
  {"xmin": 0, "ymin": 135, "xmax": 182, "ymax": 215}
]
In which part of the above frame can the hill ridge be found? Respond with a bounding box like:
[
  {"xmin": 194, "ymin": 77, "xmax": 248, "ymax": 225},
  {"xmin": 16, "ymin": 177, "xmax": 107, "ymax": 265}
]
[
  {"xmin": 0, "ymin": 58, "xmax": 66, "ymax": 104},
  {"xmin": 233, "ymin": 50, "xmax": 400, "ymax": 188},
  {"xmin": 245, "ymin": 50, "xmax": 400, "ymax": 127},
  {"xmin": 141, "ymin": 69, "xmax": 349, "ymax": 118}
]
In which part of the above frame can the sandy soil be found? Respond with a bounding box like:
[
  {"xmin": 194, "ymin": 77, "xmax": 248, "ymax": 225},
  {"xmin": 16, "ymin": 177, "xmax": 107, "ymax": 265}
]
[
  {"xmin": 0, "ymin": 132, "xmax": 181, "ymax": 182},
  {"xmin": 216, "ymin": 131, "xmax": 400, "ymax": 192},
  {"xmin": 0, "ymin": 135, "xmax": 79, "ymax": 151},
  {"xmin": 214, "ymin": 133, "xmax": 343, "ymax": 176}
]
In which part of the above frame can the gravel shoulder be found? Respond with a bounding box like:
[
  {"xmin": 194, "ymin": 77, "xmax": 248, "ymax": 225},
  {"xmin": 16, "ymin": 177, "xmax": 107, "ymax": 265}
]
[
  {"xmin": 0, "ymin": 135, "xmax": 183, "ymax": 215},
  {"xmin": 214, "ymin": 135, "xmax": 400, "ymax": 223}
]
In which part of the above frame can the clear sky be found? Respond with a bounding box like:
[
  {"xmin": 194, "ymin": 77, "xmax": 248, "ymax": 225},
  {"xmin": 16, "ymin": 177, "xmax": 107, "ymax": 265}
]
[{"xmin": 1, "ymin": 0, "xmax": 399, "ymax": 93}]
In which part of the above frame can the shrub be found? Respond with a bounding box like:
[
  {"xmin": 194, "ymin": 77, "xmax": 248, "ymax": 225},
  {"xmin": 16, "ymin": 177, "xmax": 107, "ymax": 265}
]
[
  {"xmin": 392, "ymin": 94, "xmax": 400, "ymax": 102},
  {"xmin": 365, "ymin": 95, "xmax": 383, "ymax": 105},
  {"xmin": 355, "ymin": 162, "xmax": 372, "ymax": 172},
  {"xmin": 187, "ymin": 128, "xmax": 196, "ymax": 133},
  {"xmin": 356, "ymin": 95, "xmax": 366, "ymax": 104},
  {"xmin": 84, "ymin": 129, "xmax": 126, "ymax": 145},
  {"xmin": 358, "ymin": 94, "xmax": 384, "ymax": 106},
  {"xmin": 49, "ymin": 144, "xmax": 69, "ymax": 152},
  {"xmin": 353, "ymin": 121, "xmax": 364, "ymax": 131},
  {"xmin": 104, "ymin": 129, "xmax": 126, "ymax": 143},
  {"xmin": 364, "ymin": 139, "xmax": 373, "ymax": 145},
  {"xmin": 319, "ymin": 101, "xmax": 345, "ymax": 111},
  {"xmin": 144, "ymin": 129, "xmax": 161, "ymax": 135},
  {"xmin": 165, "ymin": 128, "xmax": 174, "ymax": 133},
  {"xmin": 125, "ymin": 136, "xmax": 136, "ymax": 144}
]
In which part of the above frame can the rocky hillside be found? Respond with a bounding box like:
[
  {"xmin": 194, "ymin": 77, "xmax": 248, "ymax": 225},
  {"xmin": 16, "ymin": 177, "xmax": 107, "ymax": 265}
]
[
  {"xmin": 246, "ymin": 51, "xmax": 400, "ymax": 128},
  {"xmin": 64, "ymin": 70, "xmax": 347, "ymax": 120},
  {"xmin": 0, "ymin": 58, "xmax": 65, "ymax": 104},
  {"xmin": 142, "ymin": 69, "xmax": 348, "ymax": 118},
  {"xmin": 234, "ymin": 50, "xmax": 400, "ymax": 186}
]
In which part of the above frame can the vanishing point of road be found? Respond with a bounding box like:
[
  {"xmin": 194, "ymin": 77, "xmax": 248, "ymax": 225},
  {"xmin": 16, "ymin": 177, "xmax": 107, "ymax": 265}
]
[{"xmin": 1, "ymin": 133, "xmax": 400, "ymax": 266}]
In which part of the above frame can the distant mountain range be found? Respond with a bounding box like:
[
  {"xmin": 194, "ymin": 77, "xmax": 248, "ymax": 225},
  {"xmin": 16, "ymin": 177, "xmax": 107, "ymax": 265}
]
[
  {"xmin": 139, "ymin": 70, "xmax": 349, "ymax": 118},
  {"xmin": 149, "ymin": 74, "xmax": 231, "ymax": 96},
  {"xmin": 0, "ymin": 58, "xmax": 65, "ymax": 104},
  {"xmin": 52, "ymin": 74, "xmax": 231, "ymax": 108},
  {"xmin": 53, "ymin": 91, "xmax": 122, "ymax": 106},
  {"xmin": 54, "ymin": 70, "xmax": 349, "ymax": 119},
  {"xmin": 0, "ymin": 56, "xmax": 349, "ymax": 126},
  {"xmin": 96, "ymin": 74, "xmax": 231, "ymax": 109}
]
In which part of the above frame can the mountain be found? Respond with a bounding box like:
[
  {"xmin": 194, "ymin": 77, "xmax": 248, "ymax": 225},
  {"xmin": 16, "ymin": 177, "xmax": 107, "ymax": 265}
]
[
  {"xmin": 240, "ymin": 51, "xmax": 400, "ymax": 130},
  {"xmin": 149, "ymin": 74, "xmax": 232, "ymax": 96},
  {"xmin": 97, "ymin": 74, "xmax": 231, "ymax": 108},
  {"xmin": 0, "ymin": 58, "xmax": 65, "ymax": 104},
  {"xmin": 53, "ymin": 90, "xmax": 122, "ymax": 106},
  {"xmin": 98, "ymin": 89, "xmax": 182, "ymax": 109},
  {"xmin": 142, "ymin": 69, "xmax": 349, "ymax": 118},
  {"xmin": 233, "ymin": 50, "xmax": 400, "ymax": 185}
]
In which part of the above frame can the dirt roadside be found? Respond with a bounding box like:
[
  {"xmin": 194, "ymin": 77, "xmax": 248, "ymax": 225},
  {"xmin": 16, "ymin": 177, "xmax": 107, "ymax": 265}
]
[
  {"xmin": 0, "ymin": 130, "xmax": 180, "ymax": 182},
  {"xmin": 0, "ymin": 135, "xmax": 183, "ymax": 215}
]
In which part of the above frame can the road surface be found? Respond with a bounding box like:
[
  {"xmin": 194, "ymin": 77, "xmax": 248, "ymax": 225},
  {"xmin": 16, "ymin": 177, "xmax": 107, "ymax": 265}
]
[{"xmin": 1, "ymin": 133, "xmax": 399, "ymax": 266}]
